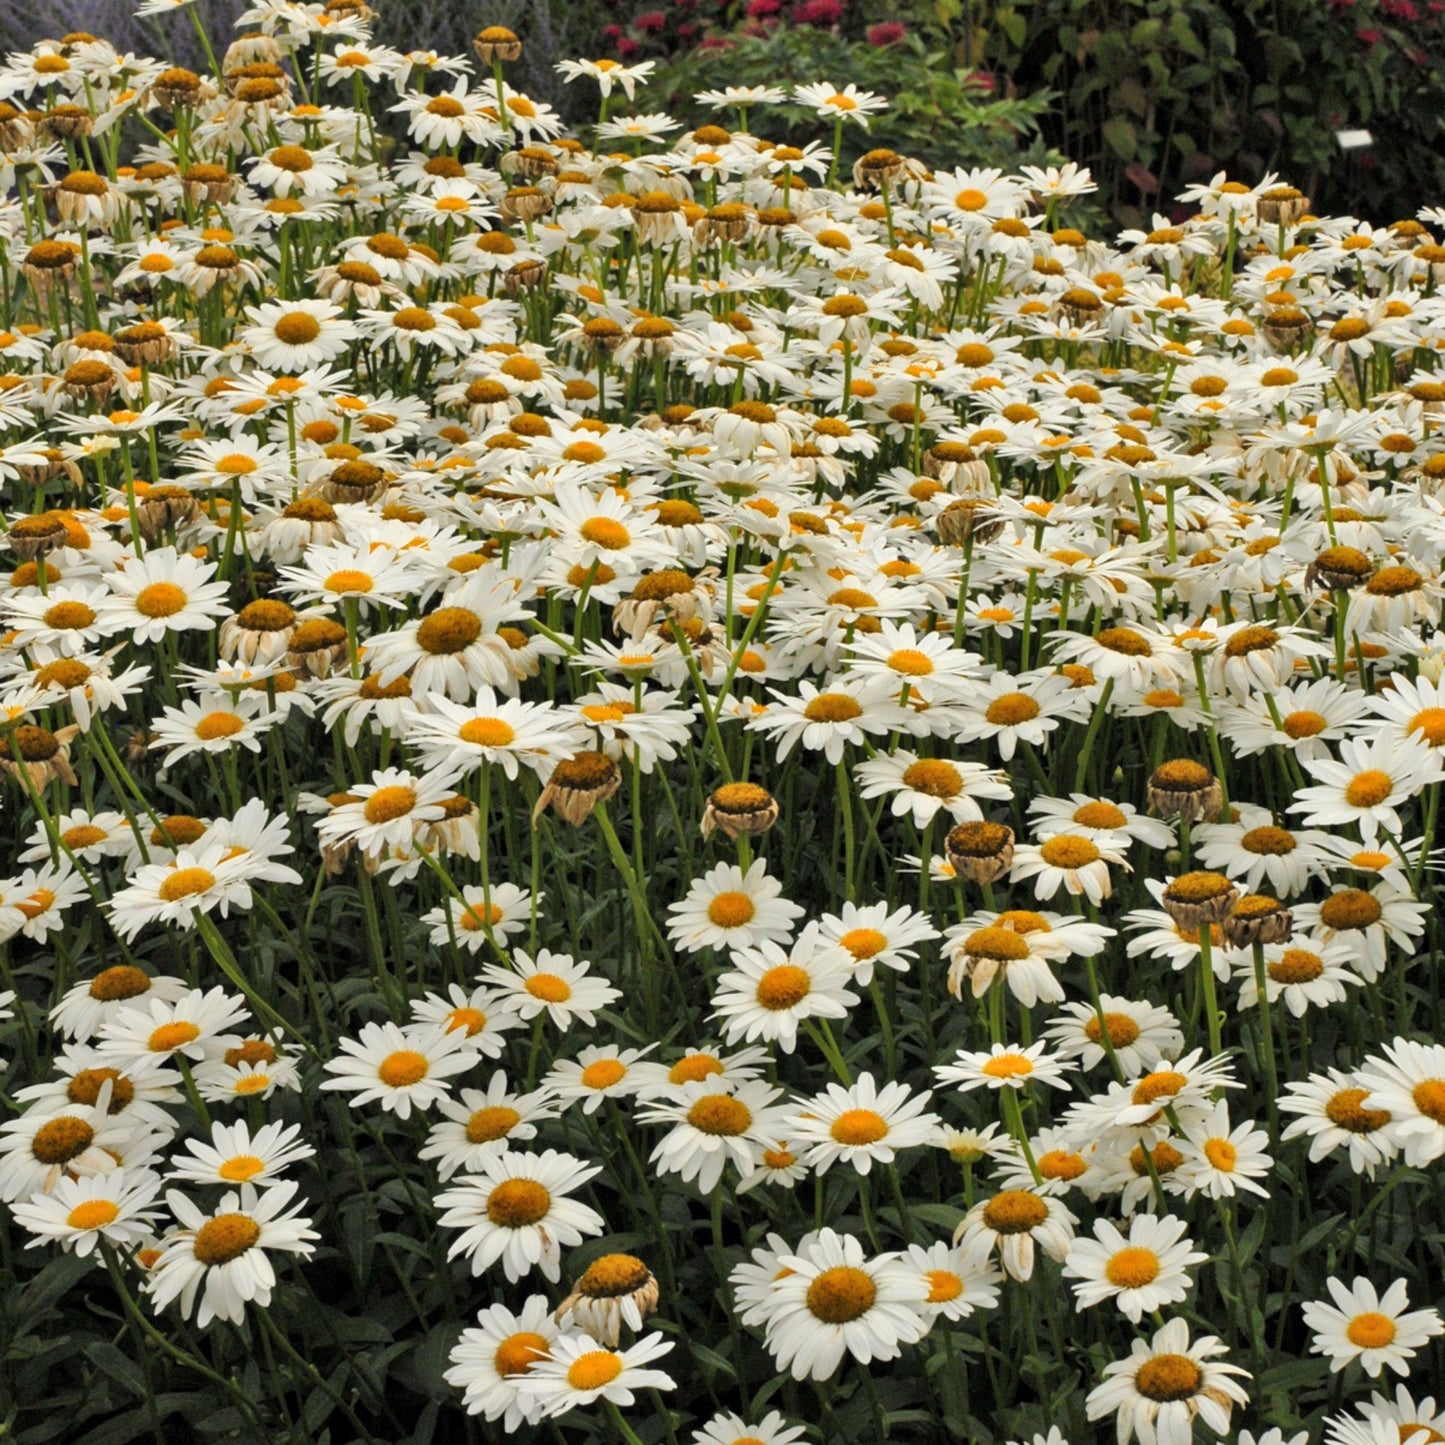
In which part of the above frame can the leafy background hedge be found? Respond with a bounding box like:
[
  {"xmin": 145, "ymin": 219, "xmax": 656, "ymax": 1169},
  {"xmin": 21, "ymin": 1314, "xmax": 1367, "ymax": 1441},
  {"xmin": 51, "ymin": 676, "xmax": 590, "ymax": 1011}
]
[{"xmin": 5, "ymin": 0, "xmax": 1441, "ymax": 222}]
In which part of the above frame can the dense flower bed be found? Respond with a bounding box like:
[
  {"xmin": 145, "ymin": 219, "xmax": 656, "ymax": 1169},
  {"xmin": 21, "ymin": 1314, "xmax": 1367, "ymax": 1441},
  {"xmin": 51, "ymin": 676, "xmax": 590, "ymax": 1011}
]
[{"xmin": 0, "ymin": 6, "xmax": 1443, "ymax": 1444}]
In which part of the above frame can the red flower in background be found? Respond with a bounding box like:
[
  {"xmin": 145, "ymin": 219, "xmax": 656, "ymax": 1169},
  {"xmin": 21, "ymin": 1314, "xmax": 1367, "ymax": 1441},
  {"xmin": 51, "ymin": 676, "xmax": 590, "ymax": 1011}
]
[
  {"xmin": 634, "ymin": 10, "xmax": 666, "ymax": 31},
  {"xmin": 867, "ymin": 21, "xmax": 907, "ymax": 44},
  {"xmin": 793, "ymin": 0, "xmax": 844, "ymax": 26},
  {"xmin": 746, "ymin": 0, "xmax": 782, "ymax": 13},
  {"xmin": 1357, "ymin": 25, "xmax": 1384, "ymax": 42}
]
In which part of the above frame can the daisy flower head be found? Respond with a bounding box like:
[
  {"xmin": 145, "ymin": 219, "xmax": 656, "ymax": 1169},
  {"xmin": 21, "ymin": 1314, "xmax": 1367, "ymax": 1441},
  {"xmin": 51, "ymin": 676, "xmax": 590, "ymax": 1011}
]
[
  {"xmin": 544, "ymin": 1043, "xmax": 658, "ymax": 1115},
  {"xmin": 953, "ymin": 669, "xmax": 1088, "ymax": 761},
  {"xmin": 480, "ymin": 950, "xmax": 622, "ymax": 1032},
  {"xmin": 1175, "ymin": 1100, "xmax": 1272, "ymax": 1199},
  {"xmin": 409, "ymin": 985, "xmax": 525, "ymax": 1055},
  {"xmin": 1028, "ymin": 792, "xmax": 1175, "ymax": 849},
  {"xmin": 854, "ymin": 749, "xmax": 1013, "ymax": 829},
  {"xmin": 954, "ymin": 1188, "xmax": 1077, "ymax": 1282},
  {"xmin": 1323, "ymin": 1385, "xmax": 1445, "ymax": 1445},
  {"xmin": 710, "ymin": 925, "xmax": 858, "ymax": 1054},
  {"xmin": 313, "ymin": 766, "xmax": 459, "ymax": 866},
  {"xmin": 688, "ymin": 1411, "xmax": 807, "ymax": 1445},
  {"xmin": 403, "ymin": 688, "xmax": 580, "ymax": 781},
  {"xmin": 422, "ymin": 885, "xmax": 537, "ymax": 954},
  {"xmin": 145, "ymin": 1180, "xmax": 319, "ymax": 1327},
  {"xmin": 638, "ymin": 1076, "xmax": 790, "ymax": 1195},
  {"xmin": 435, "ymin": 1148, "xmax": 605, "ymax": 1283},
  {"xmin": 240, "ymin": 298, "xmax": 357, "ymax": 371},
  {"xmin": 11, "ymin": 1166, "xmax": 163, "ymax": 1257},
  {"xmin": 752, "ymin": 1228, "xmax": 930, "ymax": 1382},
  {"xmin": 1290, "ymin": 734, "xmax": 1442, "ymax": 840},
  {"xmin": 935, "ymin": 1042, "xmax": 1075, "ymax": 1094},
  {"xmin": 666, "ymin": 859, "xmax": 805, "ymax": 955},
  {"xmin": 789, "ymin": 1073, "xmax": 941, "ymax": 1176},
  {"xmin": 95, "ymin": 987, "xmax": 250, "ymax": 1069},
  {"xmin": 904, "ymin": 1239, "xmax": 1002, "ymax": 1323},
  {"xmin": 1280, "ymin": 1067, "xmax": 1401, "ymax": 1178},
  {"xmin": 96, "ymin": 547, "xmax": 230, "ymax": 643},
  {"xmin": 554, "ymin": 1251, "xmax": 663, "ymax": 1346},
  {"xmin": 1043, "ymin": 996, "xmax": 1184, "ymax": 1076},
  {"xmin": 320, "ymin": 1022, "xmax": 473, "ymax": 1120},
  {"xmin": 168, "ymin": 1119, "xmax": 315, "ymax": 1189},
  {"xmin": 1085, "ymin": 1316, "xmax": 1250, "ymax": 1445},
  {"xmin": 1009, "ymin": 830, "xmax": 1131, "ymax": 904},
  {"xmin": 1233, "ymin": 936, "xmax": 1363, "ymax": 1017},
  {"xmin": 1357, "ymin": 1038, "xmax": 1445, "ymax": 1165},
  {"xmin": 51, "ymin": 966, "xmax": 190, "ymax": 1043},
  {"xmin": 516, "ymin": 1331, "xmax": 675, "ymax": 1418},
  {"xmin": 817, "ymin": 901, "xmax": 940, "ymax": 985},
  {"xmin": 445, "ymin": 1294, "xmax": 560, "ymax": 1428},
  {"xmin": 1063, "ymin": 1213, "xmax": 1209, "ymax": 1323},
  {"xmin": 747, "ymin": 675, "xmax": 909, "ymax": 764},
  {"xmin": 1303, "ymin": 1276, "xmax": 1444, "ymax": 1377},
  {"xmin": 791, "ymin": 82, "xmax": 890, "ymax": 127},
  {"xmin": 420, "ymin": 1073, "xmax": 559, "ymax": 1180}
]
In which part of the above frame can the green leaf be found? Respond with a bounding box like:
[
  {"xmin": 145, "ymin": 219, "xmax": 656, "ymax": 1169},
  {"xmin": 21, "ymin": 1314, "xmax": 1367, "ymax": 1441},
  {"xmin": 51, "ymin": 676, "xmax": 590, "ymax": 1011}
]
[
  {"xmin": 1102, "ymin": 115, "xmax": 1138, "ymax": 159},
  {"xmin": 82, "ymin": 1342, "xmax": 146, "ymax": 1399}
]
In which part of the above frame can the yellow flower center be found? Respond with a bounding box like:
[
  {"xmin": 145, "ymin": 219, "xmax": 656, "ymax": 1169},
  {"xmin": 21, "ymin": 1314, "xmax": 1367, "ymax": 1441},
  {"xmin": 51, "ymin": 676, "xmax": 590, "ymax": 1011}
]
[
  {"xmin": 670, "ymin": 1054, "xmax": 724, "ymax": 1085},
  {"xmin": 1344, "ymin": 770, "xmax": 1394, "ymax": 808},
  {"xmin": 566, "ymin": 1351, "xmax": 624, "ymax": 1391},
  {"xmin": 486, "ymin": 1178, "xmax": 551, "ymax": 1227},
  {"xmin": 378, "ymin": 1050, "xmax": 429, "ymax": 1088},
  {"xmin": 577, "ymin": 1253, "xmax": 652, "ymax": 1297},
  {"xmin": 1133, "ymin": 1070, "xmax": 1188, "ymax": 1105},
  {"xmin": 466, "ymin": 1105, "xmax": 521, "ymax": 1144},
  {"xmin": 756, "ymin": 964, "xmax": 811, "ymax": 1010},
  {"xmin": 42, "ymin": 601, "xmax": 96, "ymax": 630},
  {"xmin": 363, "ymin": 785, "xmax": 417, "ymax": 824},
  {"xmin": 1281, "ymin": 709, "xmax": 1327, "ymax": 738},
  {"xmin": 1204, "ymin": 1138, "xmax": 1238, "ymax": 1171},
  {"xmin": 964, "ymin": 926, "xmax": 1030, "ymax": 961},
  {"xmin": 1346, "ymin": 1313, "xmax": 1397, "ymax": 1349},
  {"xmin": 580, "ymin": 1058, "xmax": 627, "ymax": 1091},
  {"xmin": 981, "ymin": 1190, "xmax": 1049, "ymax": 1234},
  {"xmin": 90, "ymin": 965, "xmax": 152, "ymax": 1001},
  {"xmin": 901, "ymin": 758, "xmax": 962, "ymax": 797},
  {"xmin": 1409, "ymin": 708, "xmax": 1445, "ymax": 746},
  {"xmin": 580, "ymin": 517, "xmax": 631, "ymax": 550},
  {"xmin": 1073, "ymin": 801, "xmax": 1126, "ymax": 829},
  {"xmin": 272, "ymin": 311, "xmax": 321, "ymax": 345},
  {"xmin": 525, "ymin": 973, "xmax": 572, "ymax": 1003},
  {"xmin": 494, "ymin": 1331, "xmax": 549, "ymax": 1377},
  {"xmin": 886, "ymin": 648, "xmax": 934, "ymax": 676},
  {"xmin": 1319, "ymin": 889, "xmax": 1382, "ymax": 930},
  {"xmin": 458, "ymin": 717, "xmax": 517, "ymax": 747},
  {"xmin": 1038, "ymin": 835, "xmax": 1101, "ymax": 869},
  {"xmin": 1084, "ymin": 1012, "xmax": 1141, "ymax": 1047},
  {"xmin": 1135, "ymin": 1354, "xmax": 1203, "ymax": 1401},
  {"xmin": 806, "ymin": 1265, "xmax": 877, "ymax": 1323},
  {"xmin": 838, "ymin": 927, "xmax": 888, "ymax": 961},
  {"xmin": 416, "ymin": 607, "xmax": 482, "ymax": 655},
  {"xmin": 981, "ymin": 1052, "xmax": 1035, "ymax": 1079},
  {"xmin": 31, "ymin": 1116, "xmax": 95, "ymax": 1165},
  {"xmin": 133, "ymin": 581, "xmax": 188, "ymax": 618},
  {"xmin": 1325, "ymin": 1088, "xmax": 1391, "ymax": 1132},
  {"xmin": 687, "ymin": 1095, "xmax": 753, "ymax": 1135},
  {"xmin": 803, "ymin": 693, "xmax": 863, "ymax": 723},
  {"xmin": 707, "ymin": 891, "xmax": 756, "ymax": 928},
  {"xmin": 323, "ymin": 569, "xmax": 373, "ymax": 594},
  {"xmin": 193, "ymin": 1213, "xmax": 261, "ymax": 1266},
  {"xmin": 985, "ymin": 692, "xmax": 1040, "ymax": 725},
  {"xmin": 218, "ymin": 1154, "xmax": 267, "ymax": 1182},
  {"xmin": 1105, "ymin": 1247, "xmax": 1160, "ymax": 1289},
  {"xmin": 1038, "ymin": 1148, "xmax": 1087, "ymax": 1180},
  {"xmin": 67, "ymin": 1199, "xmax": 120, "ymax": 1230},
  {"xmin": 830, "ymin": 1108, "xmax": 888, "ymax": 1145},
  {"xmin": 926, "ymin": 1269, "xmax": 963, "ymax": 1303},
  {"xmin": 195, "ymin": 712, "xmax": 245, "ymax": 742},
  {"xmin": 1414, "ymin": 1079, "xmax": 1445, "ymax": 1123},
  {"xmin": 148, "ymin": 1020, "xmax": 201, "ymax": 1054},
  {"xmin": 1269, "ymin": 949, "xmax": 1324, "ymax": 984}
]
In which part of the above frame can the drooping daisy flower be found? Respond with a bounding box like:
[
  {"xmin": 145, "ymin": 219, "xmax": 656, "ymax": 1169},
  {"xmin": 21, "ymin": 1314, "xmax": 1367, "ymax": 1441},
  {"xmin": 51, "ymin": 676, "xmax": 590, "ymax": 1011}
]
[{"xmin": 954, "ymin": 1189, "xmax": 1077, "ymax": 1282}]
